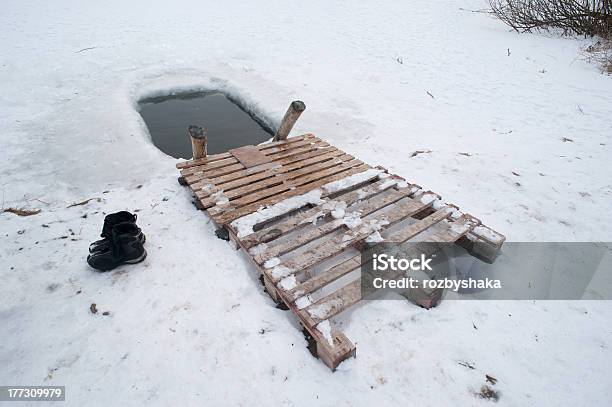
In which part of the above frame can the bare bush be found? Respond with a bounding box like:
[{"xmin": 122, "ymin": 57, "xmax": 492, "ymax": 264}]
[
  {"xmin": 585, "ymin": 39, "xmax": 612, "ymax": 72},
  {"xmin": 489, "ymin": 1, "xmax": 612, "ymax": 38}
]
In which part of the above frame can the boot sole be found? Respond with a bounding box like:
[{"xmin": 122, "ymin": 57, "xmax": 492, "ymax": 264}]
[
  {"xmin": 89, "ymin": 234, "xmax": 146, "ymax": 253},
  {"xmin": 124, "ymin": 249, "xmax": 147, "ymax": 264}
]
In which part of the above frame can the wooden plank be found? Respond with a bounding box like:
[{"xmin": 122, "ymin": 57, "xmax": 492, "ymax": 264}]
[
  {"xmin": 228, "ymin": 145, "xmax": 272, "ymax": 168},
  {"xmin": 385, "ymin": 208, "xmax": 453, "ymax": 243},
  {"xmin": 241, "ymin": 177, "xmax": 406, "ymax": 249},
  {"xmin": 300, "ymin": 279, "xmax": 361, "ymax": 325},
  {"xmin": 214, "ymin": 159, "xmax": 363, "ymax": 209},
  {"xmin": 198, "ymin": 154, "xmax": 356, "ymax": 208},
  {"xmin": 267, "ymin": 197, "xmax": 434, "ymax": 283},
  {"xmin": 209, "ymin": 163, "xmax": 370, "ymax": 223},
  {"xmin": 286, "ymin": 255, "xmax": 362, "ymax": 302},
  {"xmin": 200, "ymin": 149, "xmax": 344, "ymax": 190},
  {"xmin": 216, "ymin": 164, "xmax": 375, "ymax": 225},
  {"xmin": 215, "ymin": 164, "xmax": 373, "ymax": 225},
  {"xmin": 290, "ymin": 214, "xmax": 480, "ymax": 318},
  {"xmin": 283, "ymin": 207, "xmax": 456, "ymax": 301},
  {"xmin": 253, "ymin": 187, "xmax": 416, "ymax": 264},
  {"xmin": 180, "ymin": 137, "xmax": 323, "ymax": 177},
  {"xmin": 176, "ymin": 133, "xmax": 314, "ymax": 169},
  {"xmin": 188, "ymin": 146, "xmax": 341, "ymax": 188}
]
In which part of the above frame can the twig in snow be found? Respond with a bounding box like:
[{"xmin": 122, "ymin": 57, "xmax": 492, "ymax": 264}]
[
  {"xmin": 75, "ymin": 47, "xmax": 97, "ymax": 53},
  {"xmin": 458, "ymin": 7, "xmax": 491, "ymax": 14},
  {"xmin": 486, "ymin": 374, "xmax": 498, "ymax": 385},
  {"xmin": 458, "ymin": 361, "xmax": 475, "ymax": 369},
  {"xmin": 396, "ymin": 57, "xmax": 403, "ymax": 64},
  {"xmin": 66, "ymin": 197, "xmax": 101, "ymax": 208},
  {"xmin": 3, "ymin": 207, "xmax": 41, "ymax": 216},
  {"xmin": 426, "ymin": 91, "xmax": 435, "ymax": 99},
  {"xmin": 410, "ymin": 150, "xmax": 432, "ymax": 158}
]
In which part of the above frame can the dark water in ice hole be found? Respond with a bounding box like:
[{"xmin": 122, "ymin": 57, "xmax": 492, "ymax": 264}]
[{"xmin": 139, "ymin": 92, "xmax": 273, "ymax": 159}]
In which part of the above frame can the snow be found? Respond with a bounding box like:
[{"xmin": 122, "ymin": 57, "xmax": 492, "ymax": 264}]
[
  {"xmin": 231, "ymin": 189, "xmax": 324, "ymax": 237},
  {"xmin": 307, "ymin": 299, "xmax": 343, "ymax": 320},
  {"xmin": 341, "ymin": 211, "xmax": 363, "ymax": 229},
  {"xmin": 230, "ymin": 168, "xmax": 382, "ymax": 238},
  {"xmin": 1, "ymin": 0, "xmax": 612, "ymax": 406},
  {"xmin": 201, "ymin": 183, "xmax": 214, "ymax": 193},
  {"xmin": 210, "ymin": 190, "xmax": 229, "ymax": 206},
  {"xmin": 322, "ymin": 200, "xmax": 347, "ymax": 220},
  {"xmin": 320, "ymin": 169, "xmax": 383, "ymax": 194},
  {"xmin": 263, "ymin": 257, "xmax": 280, "ymax": 269},
  {"xmin": 365, "ymin": 231, "xmax": 385, "ymax": 243},
  {"xmin": 278, "ymin": 275, "xmax": 297, "ymax": 291},
  {"xmin": 420, "ymin": 193, "xmax": 439, "ymax": 205},
  {"xmin": 299, "ymin": 210, "xmax": 325, "ymax": 225},
  {"xmin": 316, "ymin": 320, "xmax": 334, "ymax": 346},
  {"xmin": 473, "ymin": 225, "xmax": 505, "ymax": 244},
  {"xmin": 269, "ymin": 265, "xmax": 294, "ymax": 280},
  {"xmin": 295, "ymin": 295, "xmax": 313, "ymax": 310}
]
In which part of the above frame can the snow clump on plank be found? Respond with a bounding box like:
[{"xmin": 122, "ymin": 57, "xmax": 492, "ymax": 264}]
[
  {"xmin": 321, "ymin": 168, "xmax": 383, "ymax": 194},
  {"xmin": 316, "ymin": 320, "xmax": 334, "ymax": 345},
  {"xmin": 231, "ymin": 189, "xmax": 325, "ymax": 237},
  {"xmin": 279, "ymin": 275, "xmax": 297, "ymax": 290},
  {"xmin": 231, "ymin": 168, "xmax": 387, "ymax": 237}
]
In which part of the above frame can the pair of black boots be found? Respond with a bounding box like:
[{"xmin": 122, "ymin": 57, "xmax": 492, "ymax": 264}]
[{"xmin": 87, "ymin": 211, "xmax": 147, "ymax": 271}]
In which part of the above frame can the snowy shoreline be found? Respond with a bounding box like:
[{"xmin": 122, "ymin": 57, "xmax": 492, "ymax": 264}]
[{"xmin": 1, "ymin": 0, "xmax": 611, "ymax": 406}]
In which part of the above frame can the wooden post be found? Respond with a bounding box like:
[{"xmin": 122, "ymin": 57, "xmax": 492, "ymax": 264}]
[
  {"xmin": 274, "ymin": 101, "xmax": 306, "ymax": 141},
  {"xmin": 188, "ymin": 125, "xmax": 207, "ymax": 159}
]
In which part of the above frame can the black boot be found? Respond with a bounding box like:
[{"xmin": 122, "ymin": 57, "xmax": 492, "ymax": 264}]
[
  {"xmin": 89, "ymin": 211, "xmax": 145, "ymax": 252},
  {"xmin": 87, "ymin": 222, "xmax": 147, "ymax": 271}
]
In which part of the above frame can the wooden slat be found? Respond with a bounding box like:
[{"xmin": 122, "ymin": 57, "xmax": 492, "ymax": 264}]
[
  {"xmin": 290, "ymin": 214, "xmax": 480, "ymax": 320},
  {"xmin": 210, "ymin": 164, "xmax": 372, "ymax": 224},
  {"xmin": 300, "ymin": 279, "xmax": 361, "ymax": 325},
  {"xmin": 189, "ymin": 146, "xmax": 340, "ymax": 188},
  {"xmin": 180, "ymin": 137, "xmax": 323, "ymax": 177},
  {"xmin": 241, "ymin": 177, "xmax": 406, "ymax": 249},
  {"xmin": 283, "ymin": 207, "xmax": 453, "ymax": 301},
  {"xmin": 228, "ymin": 145, "xmax": 271, "ymax": 168},
  {"xmin": 253, "ymin": 186, "xmax": 415, "ymax": 264},
  {"xmin": 198, "ymin": 154, "xmax": 356, "ymax": 208},
  {"xmin": 286, "ymin": 255, "xmax": 362, "ymax": 302},
  {"xmin": 267, "ymin": 197, "xmax": 434, "ymax": 283},
  {"xmin": 216, "ymin": 164, "xmax": 373, "ymax": 225},
  {"xmin": 386, "ymin": 208, "xmax": 452, "ymax": 243},
  {"xmin": 182, "ymin": 139, "xmax": 328, "ymax": 179},
  {"xmin": 216, "ymin": 159, "xmax": 363, "ymax": 209},
  {"xmin": 176, "ymin": 134, "xmax": 314, "ymax": 169},
  {"xmin": 193, "ymin": 149, "xmax": 346, "ymax": 193}
]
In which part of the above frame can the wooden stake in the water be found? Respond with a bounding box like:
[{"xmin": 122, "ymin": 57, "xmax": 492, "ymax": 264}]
[
  {"xmin": 274, "ymin": 101, "xmax": 306, "ymax": 141},
  {"xmin": 189, "ymin": 125, "xmax": 207, "ymax": 159}
]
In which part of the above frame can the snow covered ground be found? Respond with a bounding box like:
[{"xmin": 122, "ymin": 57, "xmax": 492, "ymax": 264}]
[{"xmin": 1, "ymin": 0, "xmax": 611, "ymax": 405}]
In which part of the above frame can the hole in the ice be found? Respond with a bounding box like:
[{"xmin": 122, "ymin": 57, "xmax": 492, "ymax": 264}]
[{"xmin": 138, "ymin": 91, "xmax": 273, "ymax": 159}]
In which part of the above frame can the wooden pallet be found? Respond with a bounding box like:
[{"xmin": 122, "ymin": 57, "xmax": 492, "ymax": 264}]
[{"xmin": 176, "ymin": 134, "xmax": 505, "ymax": 370}]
